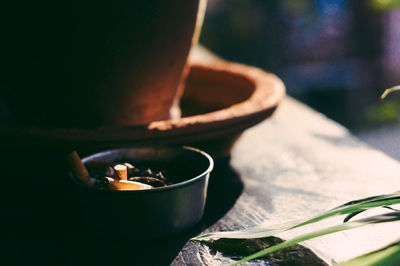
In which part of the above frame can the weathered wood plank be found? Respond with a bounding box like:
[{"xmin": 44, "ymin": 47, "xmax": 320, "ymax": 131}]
[{"xmin": 172, "ymin": 97, "xmax": 400, "ymax": 265}]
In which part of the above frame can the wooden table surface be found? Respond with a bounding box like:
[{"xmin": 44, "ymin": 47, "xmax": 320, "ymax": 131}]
[{"xmin": 170, "ymin": 96, "xmax": 400, "ymax": 265}]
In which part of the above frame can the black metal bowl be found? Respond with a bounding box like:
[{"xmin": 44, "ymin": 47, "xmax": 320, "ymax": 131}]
[{"xmin": 70, "ymin": 146, "xmax": 213, "ymax": 238}]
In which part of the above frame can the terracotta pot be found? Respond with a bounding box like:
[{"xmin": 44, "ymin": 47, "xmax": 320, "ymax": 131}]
[
  {"xmin": 0, "ymin": 62, "xmax": 285, "ymax": 158},
  {"xmin": 1, "ymin": 0, "xmax": 206, "ymax": 127}
]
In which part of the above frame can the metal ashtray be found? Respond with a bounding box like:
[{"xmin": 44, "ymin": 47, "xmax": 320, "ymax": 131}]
[{"xmin": 70, "ymin": 146, "xmax": 213, "ymax": 238}]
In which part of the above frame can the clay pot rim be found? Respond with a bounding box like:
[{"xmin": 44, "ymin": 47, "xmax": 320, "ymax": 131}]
[
  {"xmin": 150, "ymin": 62, "xmax": 285, "ymax": 130},
  {"xmin": 1, "ymin": 62, "xmax": 285, "ymax": 147}
]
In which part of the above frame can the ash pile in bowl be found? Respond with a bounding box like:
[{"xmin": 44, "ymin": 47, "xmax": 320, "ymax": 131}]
[{"xmin": 89, "ymin": 162, "xmax": 170, "ymax": 188}]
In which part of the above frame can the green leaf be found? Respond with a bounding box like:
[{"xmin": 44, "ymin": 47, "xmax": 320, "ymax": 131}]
[
  {"xmin": 231, "ymin": 212, "xmax": 400, "ymax": 265},
  {"xmin": 371, "ymin": 0, "xmax": 400, "ymax": 11},
  {"xmin": 192, "ymin": 191, "xmax": 400, "ymax": 241},
  {"xmin": 343, "ymin": 210, "xmax": 366, "ymax": 223},
  {"xmin": 343, "ymin": 205, "xmax": 400, "ymax": 223},
  {"xmin": 337, "ymin": 240, "xmax": 400, "ymax": 266}
]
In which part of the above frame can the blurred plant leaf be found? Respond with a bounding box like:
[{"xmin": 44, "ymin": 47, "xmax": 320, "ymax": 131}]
[
  {"xmin": 370, "ymin": 0, "xmax": 400, "ymax": 11},
  {"xmin": 336, "ymin": 240, "xmax": 400, "ymax": 266},
  {"xmin": 363, "ymin": 85, "xmax": 400, "ymax": 125},
  {"xmin": 380, "ymin": 85, "xmax": 400, "ymax": 100},
  {"xmin": 365, "ymin": 99, "xmax": 400, "ymax": 125},
  {"xmin": 192, "ymin": 191, "xmax": 400, "ymax": 241}
]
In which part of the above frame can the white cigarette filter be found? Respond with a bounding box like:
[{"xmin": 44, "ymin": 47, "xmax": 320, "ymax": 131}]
[{"xmin": 106, "ymin": 177, "xmax": 153, "ymax": 191}]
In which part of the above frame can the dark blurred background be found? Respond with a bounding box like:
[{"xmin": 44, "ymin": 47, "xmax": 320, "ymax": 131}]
[{"xmin": 200, "ymin": 0, "xmax": 400, "ymax": 159}]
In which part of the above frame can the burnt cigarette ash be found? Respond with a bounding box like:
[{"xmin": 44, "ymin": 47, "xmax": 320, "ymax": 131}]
[{"xmin": 88, "ymin": 162, "xmax": 171, "ymax": 189}]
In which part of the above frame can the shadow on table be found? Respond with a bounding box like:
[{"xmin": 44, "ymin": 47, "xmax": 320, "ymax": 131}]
[
  {"xmin": 204, "ymin": 237, "xmax": 329, "ymax": 266},
  {"xmin": 202, "ymin": 157, "xmax": 244, "ymax": 227},
  {"xmin": 1, "ymin": 155, "xmax": 243, "ymax": 266}
]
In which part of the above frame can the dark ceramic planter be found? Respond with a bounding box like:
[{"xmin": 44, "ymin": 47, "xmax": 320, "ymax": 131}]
[{"xmin": 70, "ymin": 146, "xmax": 213, "ymax": 238}]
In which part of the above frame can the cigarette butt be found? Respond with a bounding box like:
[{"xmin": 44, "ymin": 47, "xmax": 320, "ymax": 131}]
[
  {"xmin": 106, "ymin": 177, "xmax": 153, "ymax": 191},
  {"xmin": 114, "ymin": 164, "xmax": 128, "ymax": 180},
  {"xmin": 123, "ymin": 163, "xmax": 135, "ymax": 174},
  {"xmin": 66, "ymin": 151, "xmax": 91, "ymax": 184}
]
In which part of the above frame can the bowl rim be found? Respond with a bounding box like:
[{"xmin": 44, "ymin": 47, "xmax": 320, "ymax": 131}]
[{"xmin": 70, "ymin": 145, "xmax": 214, "ymax": 193}]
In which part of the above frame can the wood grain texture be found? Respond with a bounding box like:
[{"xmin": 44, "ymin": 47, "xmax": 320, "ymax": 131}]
[{"xmin": 172, "ymin": 97, "xmax": 400, "ymax": 265}]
